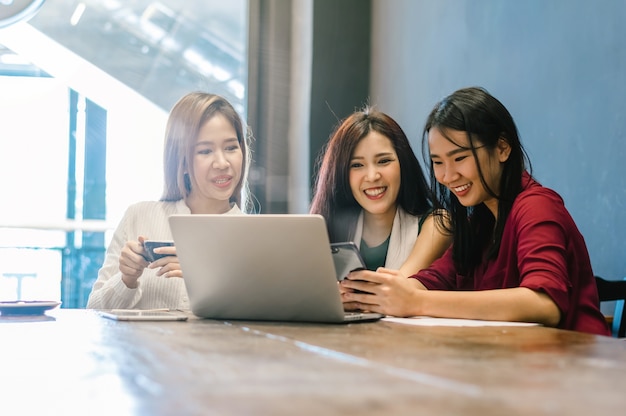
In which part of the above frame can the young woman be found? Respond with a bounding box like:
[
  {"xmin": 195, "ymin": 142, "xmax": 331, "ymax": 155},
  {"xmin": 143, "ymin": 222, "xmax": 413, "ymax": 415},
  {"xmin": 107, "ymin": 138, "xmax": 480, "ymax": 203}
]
[
  {"xmin": 87, "ymin": 92, "xmax": 252, "ymax": 309},
  {"xmin": 310, "ymin": 107, "xmax": 451, "ymax": 279},
  {"xmin": 340, "ymin": 87, "xmax": 609, "ymax": 336}
]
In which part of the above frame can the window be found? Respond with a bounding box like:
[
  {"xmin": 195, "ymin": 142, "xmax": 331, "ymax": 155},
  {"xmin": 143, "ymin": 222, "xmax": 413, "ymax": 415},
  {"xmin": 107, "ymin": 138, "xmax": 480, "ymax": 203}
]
[{"xmin": 0, "ymin": 0, "xmax": 248, "ymax": 307}]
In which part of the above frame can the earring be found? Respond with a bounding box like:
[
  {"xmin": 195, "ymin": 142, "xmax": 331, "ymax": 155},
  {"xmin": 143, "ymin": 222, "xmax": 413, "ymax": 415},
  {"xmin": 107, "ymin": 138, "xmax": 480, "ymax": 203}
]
[{"xmin": 184, "ymin": 172, "xmax": 192, "ymax": 191}]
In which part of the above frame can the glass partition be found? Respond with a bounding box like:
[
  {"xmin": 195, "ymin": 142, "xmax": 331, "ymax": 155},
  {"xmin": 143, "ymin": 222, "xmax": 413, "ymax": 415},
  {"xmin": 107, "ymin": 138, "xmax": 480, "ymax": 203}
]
[{"xmin": 0, "ymin": 0, "xmax": 248, "ymax": 307}]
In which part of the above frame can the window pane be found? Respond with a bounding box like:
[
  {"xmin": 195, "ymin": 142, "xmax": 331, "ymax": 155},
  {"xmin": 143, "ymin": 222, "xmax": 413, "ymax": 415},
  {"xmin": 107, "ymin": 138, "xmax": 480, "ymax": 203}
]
[
  {"xmin": 28, "ymin": 0, "xmax": 248, "ymax": 115},
  {"xmin": 0, "ymin": 248, "xmax": 62, "ymax": 301},
  {"xmin": 0, "ymin": 0, "xmax": 249, "ymax": 306},
  {"xmin": 0, "ymin": 77, "xmax": 69, "ymax": 224}
]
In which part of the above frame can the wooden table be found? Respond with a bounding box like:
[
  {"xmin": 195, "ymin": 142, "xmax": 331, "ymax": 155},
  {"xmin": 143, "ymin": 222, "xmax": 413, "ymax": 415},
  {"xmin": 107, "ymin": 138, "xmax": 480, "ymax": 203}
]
[{"xmin": 1, "ymin": 309, "xmax": 624, "ymax": 415}]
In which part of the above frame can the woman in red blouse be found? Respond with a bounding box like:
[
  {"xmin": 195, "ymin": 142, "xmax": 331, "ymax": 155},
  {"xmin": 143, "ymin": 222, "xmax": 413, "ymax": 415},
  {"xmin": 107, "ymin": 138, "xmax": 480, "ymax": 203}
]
[{"xmin": 341, "ymin": 87, "xmax": 609, "ymax": 335}]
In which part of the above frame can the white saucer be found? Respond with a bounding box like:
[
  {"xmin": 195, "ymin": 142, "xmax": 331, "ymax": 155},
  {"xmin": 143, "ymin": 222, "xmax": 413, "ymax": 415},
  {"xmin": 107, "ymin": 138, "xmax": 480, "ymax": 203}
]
[{"xmin": 0, "ymin": 301, "xmax": 61, "ymax": 316}]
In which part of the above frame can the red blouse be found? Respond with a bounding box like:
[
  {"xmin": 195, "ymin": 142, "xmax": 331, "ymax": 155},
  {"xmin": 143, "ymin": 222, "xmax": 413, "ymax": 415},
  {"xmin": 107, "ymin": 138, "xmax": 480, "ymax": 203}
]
[{"xmin": 412, "ymin": 173, "xmax": 610, "ymax": 336}]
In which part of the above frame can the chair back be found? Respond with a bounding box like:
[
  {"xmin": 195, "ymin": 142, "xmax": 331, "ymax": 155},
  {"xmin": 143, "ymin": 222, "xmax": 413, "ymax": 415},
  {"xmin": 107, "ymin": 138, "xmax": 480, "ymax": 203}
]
[{"xmin": 595, "ymin": 276, "xmax": 626, "ymax": 337}]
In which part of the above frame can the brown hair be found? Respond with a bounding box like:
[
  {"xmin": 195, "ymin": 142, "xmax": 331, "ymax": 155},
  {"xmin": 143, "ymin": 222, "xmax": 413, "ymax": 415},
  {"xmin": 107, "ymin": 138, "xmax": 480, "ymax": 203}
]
[
  {"xmin": 310, "ymin": 106, "xmax": 431, "ymax": 242},
  {"xmin": 160, "ymin": 92, "xmax": 251, "ymax": 211}
]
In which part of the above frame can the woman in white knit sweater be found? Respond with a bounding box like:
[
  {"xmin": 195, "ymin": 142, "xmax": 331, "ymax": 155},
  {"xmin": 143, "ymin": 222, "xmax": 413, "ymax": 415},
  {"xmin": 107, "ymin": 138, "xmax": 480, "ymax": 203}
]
[{"xmin": 87, "ymin": 92, "xmax": 252, "ymax": 310}]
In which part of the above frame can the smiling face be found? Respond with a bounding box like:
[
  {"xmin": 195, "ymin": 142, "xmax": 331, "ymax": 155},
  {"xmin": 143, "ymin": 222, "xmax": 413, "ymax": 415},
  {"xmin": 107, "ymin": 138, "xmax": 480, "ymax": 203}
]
[
  {"xmin": 186, "ymin": 114, "xmax": 243, "ymax": 213},
  {"xmin": 428, "ymin": 127, "xmax": 511, "ymax": 218},
  {"xmin": 348, "ymin": 131, "xmax": 401, "ymax": 219}
]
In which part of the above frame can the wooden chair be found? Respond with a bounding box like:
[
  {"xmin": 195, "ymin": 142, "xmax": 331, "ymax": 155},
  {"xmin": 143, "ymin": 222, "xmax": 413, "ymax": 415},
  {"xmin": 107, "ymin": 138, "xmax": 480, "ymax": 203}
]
[{"xmin": 595, "ymin": 276, "xmax": 626, "ymax": 337}]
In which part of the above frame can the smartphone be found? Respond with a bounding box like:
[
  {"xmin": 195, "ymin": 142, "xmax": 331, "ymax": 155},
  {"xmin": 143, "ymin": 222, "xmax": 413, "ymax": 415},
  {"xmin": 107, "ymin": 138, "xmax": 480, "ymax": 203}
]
[
  {"xmin": 331, "ymin": 242, "xmax": 367, "ymax": 281},
  {"xmin": 143, "ymin": 240, "xmax": 175, "ymax": 262},
  {"xmin": 98, "ymin": 309, "xmax": 188, "ymax": 321}
]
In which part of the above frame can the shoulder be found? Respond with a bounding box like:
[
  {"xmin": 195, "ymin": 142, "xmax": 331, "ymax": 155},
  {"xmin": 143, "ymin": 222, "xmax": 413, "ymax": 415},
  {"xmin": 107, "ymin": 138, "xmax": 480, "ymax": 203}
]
[
  {"xmin": 396, "ymin": 206, "xmax": 421, "ymax": 222},
  {"xmin": 510, "ymin": 178, "xmax": 573, "ymax": 227},
  {"xmin": 393, "ymin": 207, "xmax": 421, "ymax": 235},
  {"xmin": 114, "ymin": 201, "xmax": 184, "ymax": 238},
  {"xmin": 514, "ymin": 180, "xmax": 564, "ymax": 211},
  {"xmin": 226, "ymin": 203, "xmax": 244, "ymax": 215},
  {"xmin": 124, "ymin": 200, "xmax": 187, "ymax": 217}
]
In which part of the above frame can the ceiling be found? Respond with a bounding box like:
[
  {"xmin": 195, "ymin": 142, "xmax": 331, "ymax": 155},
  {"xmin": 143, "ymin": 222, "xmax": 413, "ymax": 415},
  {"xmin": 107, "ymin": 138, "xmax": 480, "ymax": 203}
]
[{"xmin": 1, "ymin": 0, "xmax": 248, "ymax": 112}]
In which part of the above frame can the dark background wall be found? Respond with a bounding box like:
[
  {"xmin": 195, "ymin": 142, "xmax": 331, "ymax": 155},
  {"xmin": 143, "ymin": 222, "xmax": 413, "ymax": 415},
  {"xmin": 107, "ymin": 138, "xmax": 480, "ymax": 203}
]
[
  {"xmin": 309, "ymin": 0, "xmax": 371, "ymax": 180},
  {"xmin": 369, "ymin": 0, "xmax": 626, "ymax": 280},
  {"xmin": 250, "ymin": 0, "xmax": 624, "ymax": 281},
  {"xmin": 248, "ymin": 0, "xmax": 371, "ymax": 213}
]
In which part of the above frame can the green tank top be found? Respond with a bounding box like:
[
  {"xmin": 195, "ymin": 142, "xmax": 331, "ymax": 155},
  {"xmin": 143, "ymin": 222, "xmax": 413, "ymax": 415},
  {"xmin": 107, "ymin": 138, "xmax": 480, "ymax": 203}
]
[{"xmin": 360, "ymin": 236, "xmax": 390, "ymax": 271}]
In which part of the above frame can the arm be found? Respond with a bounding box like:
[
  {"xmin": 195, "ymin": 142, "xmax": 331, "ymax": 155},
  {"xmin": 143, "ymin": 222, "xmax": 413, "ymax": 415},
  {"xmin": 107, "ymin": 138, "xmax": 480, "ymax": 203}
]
[
  {"xmin": 415, "ymin": 287, "xmax": 561, "ymax": 325},
  {"xmin": 87, "ymin": 201, "xmax": 188, "ymax": 310},
  {"xmin": 398, "ymin": 213, "xmax": 452, "ymax": 278},
  {"xmin": 344, "ymin": 192, "xmax": 566, "ymax": 325},
  {"xmin": 86, "ymin": 215, "xmax": 145, "ymax": 309},
  {"xmin": 341, "ymin": 213, "xmax": 452, "ymax": 312},
  {"xmin": 342, "ymin": 269, "xmax": 561, "ymax": 325}
]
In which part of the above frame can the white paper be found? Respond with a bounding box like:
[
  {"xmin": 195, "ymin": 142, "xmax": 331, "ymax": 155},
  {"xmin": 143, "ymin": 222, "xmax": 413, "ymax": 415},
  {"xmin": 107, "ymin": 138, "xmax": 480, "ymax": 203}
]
[{"xmin": 383, "ymin": 316, "xmax": 540, "ymax": 327}]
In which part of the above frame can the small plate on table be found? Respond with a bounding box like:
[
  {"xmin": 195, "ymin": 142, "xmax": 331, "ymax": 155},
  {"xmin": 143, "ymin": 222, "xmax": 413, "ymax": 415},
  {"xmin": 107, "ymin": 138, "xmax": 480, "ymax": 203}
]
[{"xmin": 0, "ymin": 301, "xmax": 61, "ymax": 316}]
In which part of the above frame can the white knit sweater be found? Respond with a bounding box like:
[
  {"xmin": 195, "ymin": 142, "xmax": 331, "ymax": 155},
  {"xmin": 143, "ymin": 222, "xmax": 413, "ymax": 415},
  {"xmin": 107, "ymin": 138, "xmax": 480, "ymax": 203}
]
[{"xmin": 86, "ymin": 200, "xmax": 241, "ymax": 309}]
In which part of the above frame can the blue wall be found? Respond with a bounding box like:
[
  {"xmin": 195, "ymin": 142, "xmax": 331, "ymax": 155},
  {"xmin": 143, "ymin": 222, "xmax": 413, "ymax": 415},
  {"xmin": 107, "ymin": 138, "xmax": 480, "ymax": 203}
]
[{"xmin": 371, "ymin": 0, "xmax": 626, "ymax": 279}]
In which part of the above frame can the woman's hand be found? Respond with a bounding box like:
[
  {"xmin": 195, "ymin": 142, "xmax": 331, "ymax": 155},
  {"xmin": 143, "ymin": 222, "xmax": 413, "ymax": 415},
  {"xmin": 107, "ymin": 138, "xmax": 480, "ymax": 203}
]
[
  {"xmin": 146, "ymin": 243, "xmax": 182, "ymax": 278},
  {"xmin": 119, "ymin": 237, "xmax": 150, "ymax": 288},
  {"xmin": 340, "ymin": 267, "xmax": 425, "ymax": 317},
  {"xmin": 338, "ymin": 279, "xmax": 366, "ymax": 311},
  {"xmin": 119, "ymin": 236, "xmax": 183, "ymax": 288}
]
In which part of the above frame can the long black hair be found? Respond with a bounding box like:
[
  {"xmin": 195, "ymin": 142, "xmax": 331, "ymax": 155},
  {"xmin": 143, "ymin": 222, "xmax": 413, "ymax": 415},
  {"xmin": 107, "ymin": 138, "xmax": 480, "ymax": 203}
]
[{"xmin": 422, "ymin": 87, "xmax": 531, "ymax": 273}]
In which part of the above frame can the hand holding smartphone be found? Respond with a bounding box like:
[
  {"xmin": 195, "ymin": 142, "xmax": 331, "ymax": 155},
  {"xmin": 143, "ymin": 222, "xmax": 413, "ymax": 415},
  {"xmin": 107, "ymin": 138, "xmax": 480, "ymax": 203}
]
[
  {"xmin": 332, "ymin": 242, "xmax": 374, "ymax": 295},
  {"xmin": 143, "ymin": 240, "xmax": 175, "ymax": 262},
  {"xmin": 331, "ymin": 242, "xmax": 366, "ymax": 281}
]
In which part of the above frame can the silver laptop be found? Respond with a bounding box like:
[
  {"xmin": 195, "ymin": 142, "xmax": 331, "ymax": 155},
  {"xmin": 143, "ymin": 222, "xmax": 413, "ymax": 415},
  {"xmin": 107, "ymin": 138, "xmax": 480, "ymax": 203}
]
[{"xmin": 169, "ymin": 214, "xmax": 383, "ymax": 324}]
